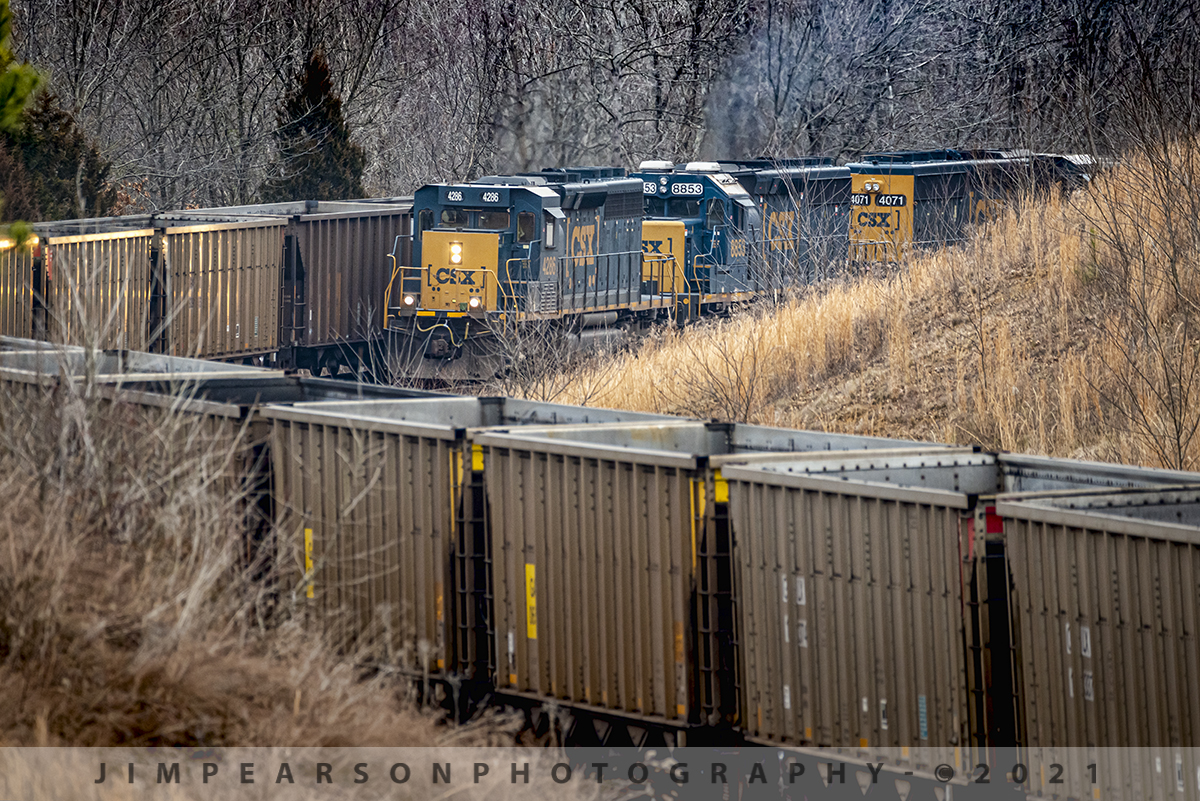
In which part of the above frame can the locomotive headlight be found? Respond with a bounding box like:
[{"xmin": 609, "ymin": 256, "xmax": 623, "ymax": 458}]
[
  {"xmin": 468, "ymin": 296, "xmax": 481, "ymax": 309},
  {"xmin": 449, "ymin": 242, "xmax": 463, "ymax": 264},
  {"xmin": 403, "ymin": 294, "xmax": 415, "ymax": 306}
]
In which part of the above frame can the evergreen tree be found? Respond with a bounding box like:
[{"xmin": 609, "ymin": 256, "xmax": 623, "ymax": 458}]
[
  {"xmin": 1, "ymin": 92, "xmax": 117, "ymax": 222},
  {"xmin": 0, "ymin": 140, "xmax": 37, "ymax": 221},
  {"xmin": 0, "ymin": 0, "xmax": 38, "ymax": 134},
  {"xmin": 0, "ymin": 0, "xmax": 39, "ymax": 241},
  {"xmin": 260, "ymin": 48, "xmax": 365, "ymax": 202}
]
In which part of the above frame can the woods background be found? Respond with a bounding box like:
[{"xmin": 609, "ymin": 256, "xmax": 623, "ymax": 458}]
[{"xmin": 5, "ymin": 0, "xmax": 1200, "ymax": 214}]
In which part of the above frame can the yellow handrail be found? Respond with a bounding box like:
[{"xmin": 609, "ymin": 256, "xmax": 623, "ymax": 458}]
[
  {"xmin": 383, "ymin": 253, "xmax": 399, "ymax": 328},
  {"xmin": 643, "ymin": 253, "xmax": 683, "ymax": 294},
  {"xmin": 501, "ymin": 258, "xmax": 528, "ymax": 315}
]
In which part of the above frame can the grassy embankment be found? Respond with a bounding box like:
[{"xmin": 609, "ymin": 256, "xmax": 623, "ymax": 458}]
[{"xmin": 548, "ymin": 145, "xmax": 1200, "ymax": 470}]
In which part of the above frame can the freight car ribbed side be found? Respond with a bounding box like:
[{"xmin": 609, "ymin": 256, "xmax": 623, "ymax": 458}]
[
  {"xmin": 997, "ymin": 489, "xmax": 1200, "ymax": 799},
  {"xmin": 724, "ymin": 456, "xmax": 972, "ymax": 771},
  {"xmin": 265, "ymin": 407, "xmax": 458, "ymax": 672},
  {"xmin": 42, "ymin": 228, "xmax": 157, "ymax": 350},
  {"xmin": 293, "ymin": 206, "xmax": 411, "ymax": 348},
  {"xmin": 163, "ymin": 219, "xmax": 286, "ymax": 357},
  {"xmin": 475, "ymin": 430, "xmax": 699, "ymax": 725},
  {"xmin": 0, "ymin": 246, "xmax": 34, "ymax": 340}
]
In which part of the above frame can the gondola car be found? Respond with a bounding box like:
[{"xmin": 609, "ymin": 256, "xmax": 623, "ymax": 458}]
[{"xmin": 0, "ymin": 201, "xmax": 414, "ymax": 375}]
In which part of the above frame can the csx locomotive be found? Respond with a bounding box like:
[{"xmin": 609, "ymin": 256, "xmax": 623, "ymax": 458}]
[
  {"xmin": 638, "ymin": 157, "xmax": 851, "ymax": 290},
  {"xmin": 846, "ymin": 149, "xmax": 1093, "ymax": 260},
  {"xmin": 385, "ymin": 169, "xmax": 681, "ymax": 380}
]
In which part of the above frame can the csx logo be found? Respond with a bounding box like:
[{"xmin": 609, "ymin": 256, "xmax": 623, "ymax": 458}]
[
  {"xmin": 570, "ymin": 223, "xmax": 597, "ymax": 256},
  {"xmin": 857, "ymin": 211, "xmax": 892, "ymax": 228},
  {"xmin": 642, "ymin": 239, "xmax": 669, "ymax": 254},
  {"xmin": 970, "ymin": 194, "xmax": 999, "ymax": 223},
  {"xmin": 767, "ymin": 210, "xmax": 796, "ymax": 251},
  {"xmin": 434, "ymin": 267, "xmax": 477, "ymax": 285}
]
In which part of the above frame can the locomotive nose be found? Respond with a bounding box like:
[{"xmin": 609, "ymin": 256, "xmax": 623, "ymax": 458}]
[{"xmin": 421, "ymin": 230, "xmax": 498, "ymax": 312}]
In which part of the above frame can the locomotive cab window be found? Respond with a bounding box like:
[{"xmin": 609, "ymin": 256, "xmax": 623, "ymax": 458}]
[
  {"xmin": 706, "ymin": 198, "xmax": 725, "ymax": 228},
  {"xmin": 667, "ymin": 198, "xmax": 701, "ymax": 217},
  {"xmin": 441, "ymin": 208, "xmax": 469, "ymax": 226},
  {"xmin": 479, "ymin": 209, "xmax": 510, "ymax": 230},
  {"xmin": 736, "ymin": 198, "xmax": 760, "ymax": 231},
  {"xmin": 517, "ymin": 211, "xmax": 536, "ymax": 243},
  {"xmin": 418, "ymin": 209, "xmax": 433, "ymax": 236}
]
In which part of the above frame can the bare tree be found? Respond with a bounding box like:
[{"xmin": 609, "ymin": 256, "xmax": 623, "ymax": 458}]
[
  {"xmin": 1080, "ymin": 55, "xmax": 1200, "ymax": 469},
  {"xmin": 482, "ymin": 316, "xmax": 624, "ymax": 403},
  {"xmin": 9, "ymin": 0, "xmax": 1200, "ymax": 206}
]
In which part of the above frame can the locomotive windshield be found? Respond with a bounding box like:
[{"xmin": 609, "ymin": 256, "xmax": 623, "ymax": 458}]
[
  {"xmin": 435, "ymin": 208, "xmax": 512, "ymax": 231},
  {"xmin": 643, "ymin": 196, "xmax": 707, "ymax": 218},
  {"xmin": 478, "ymin": 210, "xmax": 510, "ymax": 230},
  {"xmin": 441, "ymin": 208, "xmax": 469, "ymax": 226},
  {"xmin": 668, "ymin": 198, "xmax": 701, "ymax": 217}
]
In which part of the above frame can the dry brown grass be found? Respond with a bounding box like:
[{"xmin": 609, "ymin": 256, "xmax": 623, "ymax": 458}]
[
  {"xmin": 549, "ymin": 143, "xmax": 1200, "ymax": 469},
  {"xmin": 0, "ymin": 378, "xmax": 512, "ymax": 748}
]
